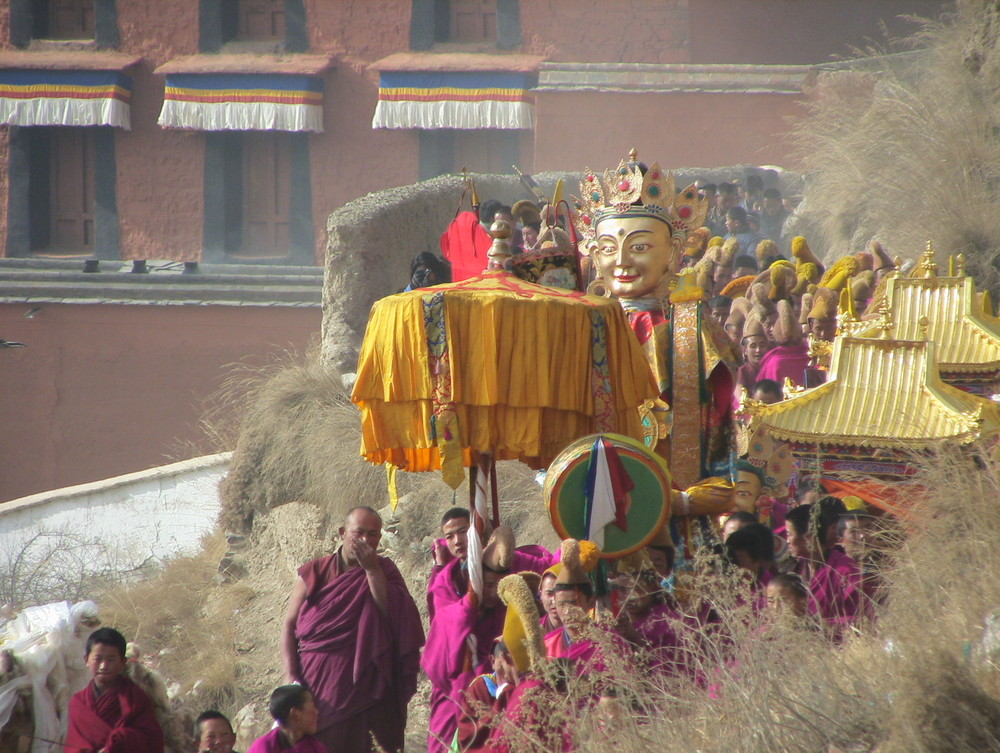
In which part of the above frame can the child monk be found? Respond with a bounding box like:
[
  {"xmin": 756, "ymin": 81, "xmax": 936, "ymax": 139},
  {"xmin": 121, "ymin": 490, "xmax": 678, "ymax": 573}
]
[
  {"xmin": 64, "ymin": 627, "xmax": 164, "ymax": 753},
  {"xmin": 247, "ymin": 685, "xmax": 326, "ymax": 753}
]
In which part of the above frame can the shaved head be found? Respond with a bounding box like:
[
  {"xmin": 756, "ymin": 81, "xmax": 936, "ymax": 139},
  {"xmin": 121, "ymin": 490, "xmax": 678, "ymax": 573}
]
[{"xmin": 346, "ymin": 506, "xmax": 381, "ymax": 526}]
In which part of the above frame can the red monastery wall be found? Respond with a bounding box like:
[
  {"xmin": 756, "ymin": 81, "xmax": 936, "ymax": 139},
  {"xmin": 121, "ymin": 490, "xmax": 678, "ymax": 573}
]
[
  {"xmin": 533, "ymin": 91, "xmax": 806, "ymax": 173},
  {"xmin": 0, "ymin": 302, "xmax": 320, "ymax": 502},
  {"xmin": 520, "ymin": 0, "xmax": 691, "ymax": 64},
  {"xmin": 115, "ymin": 0, "xmax": 203, "ymax": 262}
]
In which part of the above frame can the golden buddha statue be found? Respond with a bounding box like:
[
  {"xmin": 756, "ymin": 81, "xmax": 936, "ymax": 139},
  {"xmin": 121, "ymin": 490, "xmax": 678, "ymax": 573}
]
[{"xmin": 574, "ymin": 150, "xmax": 739, "ymax": 518}]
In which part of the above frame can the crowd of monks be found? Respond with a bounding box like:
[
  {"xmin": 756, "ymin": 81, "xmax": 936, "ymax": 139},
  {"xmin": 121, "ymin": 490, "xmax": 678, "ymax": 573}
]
[{"xmin": 416, "ymin": 492, "xmax": 886, "ymax": 753}]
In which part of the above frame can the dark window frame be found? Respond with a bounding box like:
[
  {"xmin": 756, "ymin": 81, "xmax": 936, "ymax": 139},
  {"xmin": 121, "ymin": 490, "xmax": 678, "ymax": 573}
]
[
  {"xmin": 202, "ymin": 131, "xmax": 313, "ymax": 265},
  {"xmin": 199, "ymin": 0, "xmax": 308, "ymax": 53},
  {"xmin": 410, "ymin": 0, "xmax": 519, "ymax": 51},
  {"xmin": 6, "ymin": 125, "xmax": 120, "ymax": 259},
  {"xmin": 10, "ymin": 0, "xmax": 118, "ymax": 47}
]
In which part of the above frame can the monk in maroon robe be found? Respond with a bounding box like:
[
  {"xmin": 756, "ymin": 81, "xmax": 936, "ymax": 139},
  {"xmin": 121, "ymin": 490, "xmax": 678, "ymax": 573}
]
[
  {"xmin": 65, "ymin": 627, "xmax": 163, "ymax": 753},
  {"xmin": 281, "ymin": 507, "xmax": 424, "ymax": 753}
]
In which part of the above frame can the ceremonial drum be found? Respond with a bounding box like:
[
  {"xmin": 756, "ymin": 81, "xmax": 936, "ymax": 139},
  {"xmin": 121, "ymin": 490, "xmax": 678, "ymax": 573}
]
[{"xmin": 544, "ymin": 433, "xmax": 672, "ymax": 558}]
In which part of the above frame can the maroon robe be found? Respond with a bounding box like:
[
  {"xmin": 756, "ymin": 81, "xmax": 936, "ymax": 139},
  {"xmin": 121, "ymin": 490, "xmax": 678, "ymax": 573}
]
[
  {"xmin": 246, "ymin": 728, "xmax": 327, "ymax": 753},
  {"xmin": 64, "ymin": 677, "xmax": 163, "ymax": 753},
  {"xmin": 794, "ymin": 549, "xmax": 860, "ymax": 640},
  {"xmin": 295, "ymin": 552, "xmax": 424, "ymax": 753},
  {"xmin": 455, "ymin": 673, "xmax": 513, "ymax": 753}
]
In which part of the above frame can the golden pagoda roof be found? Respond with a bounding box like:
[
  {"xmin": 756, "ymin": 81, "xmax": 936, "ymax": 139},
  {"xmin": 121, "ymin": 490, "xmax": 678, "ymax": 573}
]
[
  {"xmin": 859, "ymin": 247, "xmax": 1000, "ymax": 373},
  {"xmin": 746, "ymin": 334, "xmax": 1000, "ymax": 449}
]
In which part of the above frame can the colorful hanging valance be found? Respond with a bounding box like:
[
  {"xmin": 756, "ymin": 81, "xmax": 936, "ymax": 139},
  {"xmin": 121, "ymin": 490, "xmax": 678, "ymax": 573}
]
[
  {"xmin": 158, "ymin": 73, "xmax": 323, "ymax": 132},
  {"xmin": 372, "ymin": 71, "xmax": 535, "ymax": 130},
  {"xmin": 0, "ymin": 69, "xmax": 132, "ymax": 128}
]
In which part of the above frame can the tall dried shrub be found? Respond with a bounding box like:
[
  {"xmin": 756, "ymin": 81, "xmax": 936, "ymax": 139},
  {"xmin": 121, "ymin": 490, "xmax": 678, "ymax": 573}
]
[{"xmin": 794, "ymin": 1, "xmax": 1000, "ymax": 294}]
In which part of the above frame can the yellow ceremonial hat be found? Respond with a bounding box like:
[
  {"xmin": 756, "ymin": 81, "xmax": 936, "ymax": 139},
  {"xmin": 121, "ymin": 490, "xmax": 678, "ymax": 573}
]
[{"xmin": 498, "ymin": 574, "xmax": 546, "ymax": 674}]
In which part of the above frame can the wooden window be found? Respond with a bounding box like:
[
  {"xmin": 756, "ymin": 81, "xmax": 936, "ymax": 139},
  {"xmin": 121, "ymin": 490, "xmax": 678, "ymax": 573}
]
[
  {"xmin": 49, "ymin": 0, "xmax": 94, "ymax": 38},
  {"xmin": 238, "ymin": 0, "xmax": 285, "ymax": 41},
  {"xmin": 25, "ymin": 127, "xmax": 96, "ymax": 255},
  {"xmin": 449, "ymin": 0, "xmax": 495, "ymax": 43},
  {"xmin": 419, "ymin": 129, "xmax": 519, "ymax": 181},
  {"xmin": 29, "ymin": 0, "xmax": 95, "ymax": 40},
  {"xmin": 234, "ymin": 132, "xmax": 291, "ymax": 257}
]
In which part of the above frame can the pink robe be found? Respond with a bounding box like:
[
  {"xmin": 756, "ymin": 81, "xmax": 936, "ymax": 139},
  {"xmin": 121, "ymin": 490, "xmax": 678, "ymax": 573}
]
[
  {"xmin": 246, "ymin": 728, "xmax": 327, "ymax": 753},
  {"xmin": 295, "ymin": 553, "xmax": 424, "ymax": 752},
  {"xmin": 422, "ymin": 596, "xmax": 507, "ymax": 753},
  {"xmin": 794, "ymin": 549, "xmax": 860, "ymax": 639},
  {"xmin": 755, "ymin": 342, "xmax": 812, "ymax": 388},
  {"xmin": 64, "ymin": 677, "xmax": 164, "ymax": 753}
]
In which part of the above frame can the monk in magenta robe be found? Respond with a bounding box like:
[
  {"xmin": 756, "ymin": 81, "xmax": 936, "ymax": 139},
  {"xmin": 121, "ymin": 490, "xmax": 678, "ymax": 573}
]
[
  {"xmin": 64, "ymin": 627, "xmax": 163, "ymax": 753},
  {"xmin": 422, "ymin": 570, "xmax": 507, "ymax": 753},
  {"xmin": 282, "ymin": 507, "xmax": 424, "ymax": 753},
  {"xmin": 427, "ymin": 508, "xmax": 556, "ymax": 621},
  {"xmin": 754, "ymin": 299, "xmax": 820, "ymax": 390},
  {"xmin": 785, "ymin": 504, "xmax": 859, "ymax": 640}
]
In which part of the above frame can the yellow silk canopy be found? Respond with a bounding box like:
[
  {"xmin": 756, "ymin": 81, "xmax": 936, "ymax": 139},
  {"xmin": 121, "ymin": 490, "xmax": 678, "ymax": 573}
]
[{"xmin": 352, "ymin": 270, "xmax": 658, "ymax": 486}]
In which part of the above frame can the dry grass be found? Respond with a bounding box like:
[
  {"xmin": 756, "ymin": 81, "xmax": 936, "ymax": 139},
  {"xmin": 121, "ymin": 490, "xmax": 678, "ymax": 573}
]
[
  {"xmin": 97, "ymin": 532, "xmax": 253, "ymax": 711},
  {"xmin": 792, "ymin": 1, "xmax": 1000, "ymax": 292}
]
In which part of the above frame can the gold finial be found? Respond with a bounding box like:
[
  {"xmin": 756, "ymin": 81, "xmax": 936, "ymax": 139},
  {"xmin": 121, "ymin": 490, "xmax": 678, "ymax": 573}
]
[
  {"xmin": 876, "ymin": 299, "xmax": 894, "ymax": 339},
  {"xmin": 628, "ymin": 147, "xmax": 638, "ymax": 162},
  {"xmin": 892, "ymin": 254, "xmax": 903, "ymax": 268},
  {"xmin": 734, "ymin": 387, "xmax": 763, "ymax": 420},
  {"xmin": 486, "ymin": 219, "xmax": 513, "ymax": 270},
  {"xmin": 914, "ymin": 242, "xmax": 938, "ymax": 278},
  {"xmin": 807, "ymin": 333, "xmax": 833, "ymax": 368},
  {"xmin": 918, "ymin": 315, "xmax": 930, "ymax": 339},
  {"xmin": 956, "ymin": 253, "xmax": 966, "ymax": 276},
  {"xmin": 783, "ymin": 377, "xmax": 807, "ymax": 397}
]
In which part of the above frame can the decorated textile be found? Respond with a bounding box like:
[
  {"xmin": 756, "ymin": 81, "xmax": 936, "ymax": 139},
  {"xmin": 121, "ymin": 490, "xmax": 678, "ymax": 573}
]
[
  {"xmin": 352, "ymin": 270, "xmax": 657, "ymax": 486},
  {"xmin": 620, "ymin": 300, "xmax": 736, "ymax": 485},
  {"xmin": 158, "ymin": 73, "xmax": 323, "ymax": 132},
  {"xmin": 372, "ymin": 71, "xmax": 535, "ymax": 130},
  {"xmin": 64, "ymin": 678, "xmax": 164, "ymax": 753},
  {"xmin": 246, "ymin": 728, "xmax": 327, "ymax": 753},
  {"xmin": 294, "ymin": 553, "xmax": 424, "ymax": 741},
  {"xmin": 0, "ymin": 69, "xmax": 131, "ymax": 128}
]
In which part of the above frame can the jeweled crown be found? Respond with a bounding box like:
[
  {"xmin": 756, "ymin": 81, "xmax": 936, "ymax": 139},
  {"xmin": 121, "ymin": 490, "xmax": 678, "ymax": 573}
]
[{"xmin": 573, "ymin": 149, "xmax": 709, "ymax": 241}]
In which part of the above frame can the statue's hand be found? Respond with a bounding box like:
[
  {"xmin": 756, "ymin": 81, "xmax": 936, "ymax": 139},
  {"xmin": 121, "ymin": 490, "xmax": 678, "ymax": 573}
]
[{"xmin": 674, "ymin": 477, "xmax": 735, "ymax": 516}]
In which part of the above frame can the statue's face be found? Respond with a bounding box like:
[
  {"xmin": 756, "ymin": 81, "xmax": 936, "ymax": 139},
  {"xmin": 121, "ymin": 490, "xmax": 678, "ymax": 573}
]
[
  {"xmin": 733, "ymin": 470, "xmax": 762, "ymax": 514},
  {"xmin": 592, "ymin": 216, "xmax": 679, "ymax": 299}
]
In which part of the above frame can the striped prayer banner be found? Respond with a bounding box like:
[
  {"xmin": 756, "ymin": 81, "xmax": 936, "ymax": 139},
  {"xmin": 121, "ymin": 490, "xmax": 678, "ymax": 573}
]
[
  {"xmin": 372, "ymin": 70, "xmax": 535, "ymax": 130},
  {"xmin": 158, "ymin": 73, "xmax": 324, "ymax": 132},
  {"xmin": 0, "ymin": 69, "xmax": 132, "ymax": 128}
]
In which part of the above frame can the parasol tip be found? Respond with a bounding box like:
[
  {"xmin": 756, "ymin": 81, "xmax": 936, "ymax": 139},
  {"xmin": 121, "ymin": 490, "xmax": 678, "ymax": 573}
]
[{"xmin": 486, "ymin": 219, "xmax": 513, "ymax": 271}]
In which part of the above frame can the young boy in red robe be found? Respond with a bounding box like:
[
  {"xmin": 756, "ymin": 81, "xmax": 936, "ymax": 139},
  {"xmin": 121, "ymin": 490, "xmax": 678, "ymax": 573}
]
[
  {"xmin": 247, "ymin": 685, "xmax": 326, "ymax": 753},
  {"xmin": 64, "ymin": 627, "xmax": 164, "ymax": 753}
]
